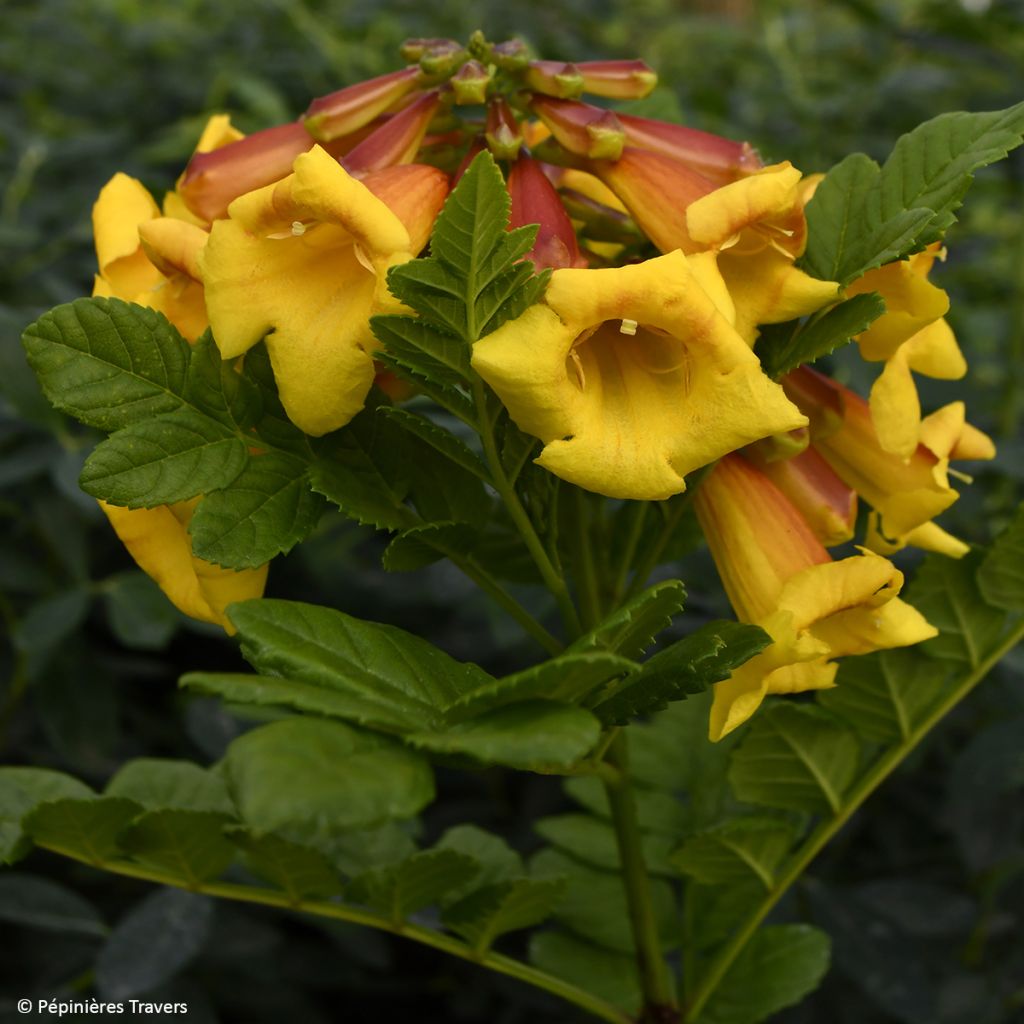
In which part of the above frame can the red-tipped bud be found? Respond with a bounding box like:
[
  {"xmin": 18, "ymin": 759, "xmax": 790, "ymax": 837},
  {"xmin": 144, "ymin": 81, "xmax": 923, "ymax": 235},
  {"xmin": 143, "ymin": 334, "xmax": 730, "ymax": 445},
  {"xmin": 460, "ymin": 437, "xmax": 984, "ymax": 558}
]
[
  {"xmin": 525, "ymin": 60, "xmax": 585, "ymax": 99},
  {"xmin": 342, "ymin": 90, "xmax": 443, "ymax": 174},
  {"xmin": 491, "ymin": 38, "xmax": 531, "ymax": 71},
  {"xmin": 507, "ymin": 155, "xmax": 586, "ymax": 271},
  {"xmin": 451, "ymin": 60, "xmax": 492, "ymax": 105},
  {"xmin": 363, "ymin": 163, "xmax": 450, "ymax": 255},
  {"xmin": 618, "ymin": 113, "xmax": 762, "ymax": 186},
  {"xmin": 304, "ymin": 67, "xmax": 421, "ymax": 143},
  {"xmin": 531, "ymin": 97, "xmax": 626, "ymax": 161},
  {"xmin": 178, "ymin": 121, "xmax": 317, "ymax": 223},
  {"xmin": 592, "ymin": 148, "xmax": 717, "ymax": 254},
  {"xmin": 574, "ymin": 59, "xmax": 657, "ymax": 100},
  {"xmin": 742, "ymin": 445, "xmax": 857, "ymax": 547},
  {"xmin": 485, "ymin": 99, "xmax": 523, "ymax": 160},
  {"xmin": 400, "ymin": 37, "xmax": 457, "ymax": 62},
  {"xmin": 419, "ymin": 40, "xmax": 469, "ymax": 77}
]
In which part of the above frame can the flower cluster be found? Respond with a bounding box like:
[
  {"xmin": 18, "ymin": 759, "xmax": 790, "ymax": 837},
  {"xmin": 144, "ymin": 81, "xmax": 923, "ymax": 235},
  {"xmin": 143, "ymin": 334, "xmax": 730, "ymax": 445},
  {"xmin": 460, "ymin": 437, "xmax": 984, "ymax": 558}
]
[{"xmin": 86, "ymin": 34, "xmax": 992, "ymax": 732}]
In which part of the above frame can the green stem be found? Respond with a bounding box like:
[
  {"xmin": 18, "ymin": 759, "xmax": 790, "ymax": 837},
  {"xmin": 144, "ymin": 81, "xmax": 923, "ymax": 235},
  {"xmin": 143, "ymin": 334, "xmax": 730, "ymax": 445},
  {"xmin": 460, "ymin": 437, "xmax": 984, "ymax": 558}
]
[
  {"xmin": 683, "ymin": 619, "xmax": 1024, "ymax": 1022},
  {"xmin": 42, "ymin": 850, "xmax": 632, "ymax": 1024},
  {"xmin": 573, "ymin": 487, "xmax": 603, "ymax": 630},
  {"xmin": 603, "ymin": 731, "xmax": 678, "ymax": 1021},
  {"xmin": 472, "ymin": 377, "xmax": 582, "ymax": 638},
  {"xmin": 450, "ymin": 553, "xmax": 563, "ymax": 656},
  {"xmin": 611, "ymin": 502, "xmax": 648, "ymax": 604}
]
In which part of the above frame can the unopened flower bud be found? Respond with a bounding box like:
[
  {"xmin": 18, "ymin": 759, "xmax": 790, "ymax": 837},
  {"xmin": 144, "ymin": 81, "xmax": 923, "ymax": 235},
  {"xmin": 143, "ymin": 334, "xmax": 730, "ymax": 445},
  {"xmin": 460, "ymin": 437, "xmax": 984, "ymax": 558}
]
[
  {"xmin": 574, "ymin": 60, "xmax": 657, "ymax": 100},
  {"xmin": 524, "ymin": 60, "xmax": 585, "ymax": 99},
  {"xmin": 507, "ymin": 155, "xmax": 586, "ymax": 270},
  {"xmin": 531, "ymin": 97, "xmax": 626, "ymax": 161},
  {"xmin": 490, "ymin": 38, "xmax": 531, "ymax": 71},
  {"xmin": 400, "ymin": 37, "xmax": 456, "ymax": 62},
  {"xmin": 304, "ymin": 67, "xmax": 421, "ymax": 143},
  {"xmin": 343, "ymin": 90, "xmax": 443, "ymax": 174},
  {"xmin": 451, "ymin": 60, "xmax": 492, "ymax": 105},
  {"xmin": 419, "ymin": 40, "xmax": 468, "ymax": 77},
  {"xmin": 485, "ymin": 98, "xmax": 524, "ymax": 160}
]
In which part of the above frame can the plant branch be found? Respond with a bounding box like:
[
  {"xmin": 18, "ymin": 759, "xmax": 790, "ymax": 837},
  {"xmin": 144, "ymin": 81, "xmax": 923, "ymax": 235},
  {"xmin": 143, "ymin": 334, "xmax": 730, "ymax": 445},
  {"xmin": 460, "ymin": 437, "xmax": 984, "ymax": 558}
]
[
  {"xmin": 683, "ymin": 618, "xmax": 1024, "ymax": 1022},
  {"xmin": 39, "ymin": 849, "xmax": 633, "ymax": 1024},
  {"xmin": 603, "ymin": 730, "xmax": 678, "ymax": 1021}
]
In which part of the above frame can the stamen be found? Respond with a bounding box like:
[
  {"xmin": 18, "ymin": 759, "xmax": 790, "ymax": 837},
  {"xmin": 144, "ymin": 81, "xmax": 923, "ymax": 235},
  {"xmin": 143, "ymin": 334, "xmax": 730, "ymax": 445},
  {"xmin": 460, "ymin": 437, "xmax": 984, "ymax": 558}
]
[
  {"xmin": 619, "ymin": 318, "xmax": 638, "ymax": 335},
  {"xmin": 353, "ymin": 243, "xmax": 375, "ymax": 273},
  {"xmin": 570, "ymin": 348, "xmax": 587, "ymax": 390},
  {"xmin": 948, "ymin": 467, "xmax": 973, "ymax": 484},
  {"xmin": 291, "ymin": 220, "xmax": 307, "ymax": 236}
]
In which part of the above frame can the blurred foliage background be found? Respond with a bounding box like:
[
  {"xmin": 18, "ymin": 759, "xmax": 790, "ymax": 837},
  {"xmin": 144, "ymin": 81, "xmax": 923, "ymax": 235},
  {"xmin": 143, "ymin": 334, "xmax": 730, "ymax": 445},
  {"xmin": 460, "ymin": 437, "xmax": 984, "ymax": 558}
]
[{"xmin": 1, "ymin": 0, "xmax": 1023, "ymax": 1021}]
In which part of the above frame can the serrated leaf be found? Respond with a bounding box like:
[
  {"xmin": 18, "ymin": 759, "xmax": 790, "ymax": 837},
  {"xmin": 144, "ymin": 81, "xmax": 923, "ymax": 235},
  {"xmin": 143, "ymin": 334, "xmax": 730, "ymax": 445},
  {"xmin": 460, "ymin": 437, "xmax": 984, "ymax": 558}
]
[
  {"xmin": 379, "ymin": 407, "xmax": 489, "ymax": 482},
  {"xmin": 434, "ymin": 826, "xmax": 524, "ymax": 903},
  {"xmin": 593, "ymin": 621, "xmax": 772, "ymax": 726},
  {"xmin": 444, "ymin": 651, "xmax": 636, "ymax": 722},
  {"xmin": 223, "ymin": 717, "xmax": 434, "ymax": 838},
  {"xmin": 0, "ymin": 768, "xmax": 94, "ymax": 863},
  {"xmin": 80, "ymin": 409, "xmax": 247, "ymax": 506},
  {"xmin": 348, "ymin": 848, "xmax": 479, "ymax": 922},
  {"xmin": 728, "ymin": 704, "xmax": 860, "ymax": 814},
  {"xmin": 978, "ymin": 505, "xmax": 1024, "ymax": 611},
  {"xmin": 757, "ymin": 293, "xmax": 887, "ymax": 378},
  {"xmin": 905, "ymin": 551, "xmax": 1007, "ymax": 667},
  {"xmin": 180, "ymin": 672, "xmax": 417, "ymax": 732},
  {"xmin": 228, "ymin": 598, "xmax": 494, "ymax": 729},
  {"xmin": 529, "ymin": 930, "xmax": 641, "ymax": 1013},
  {"xmin": 697, "ymin": 924, "xmax": 831, "ymax": 1024},
  {"xmin": 373, "ymin": 351, "xmax": 477, "ymax": 422},
  {"xmin": 564, "ymin": 776, "xmax": 691, "ymax": 839},
  {"xmin": 0, "ymin": 874, "xmax": 107, "ymax": 937},
  {"xmin": 878, "ymin": 101, "xmax": 1024, "ymax": 241},
  {"xmin": 119, "ymin": 809, "xmax": 235, "ymax": 884},
  {"xmin": 671, "ymin": 817, "xmax": 798, "ymax": 890},
  {"xmin": 95, "ymin": 889, "xmax": 212, "ymax": 1000},
  {"xmin": 21, "ymin": 297, "xmax": 191, "ymax": 432},
  {"xmin": 818, "ymin": 648, "xmax": 948, "ymax": 743},
  {"xmin": 444, "ymin": 876, "xmax": 566, "ymax": 952},
  {"xmin": 227, "ymin": 828, "xmax": 343, "ymax": 902},
  {"xmin": 531, "ymin": 848, "xmax": 677, "ymax": 954},
  {"xmin": 26, "ymin": 797, "xmax": 142, "ymax": 864},
  {"xmin": 371, "ymin": 314, "xmax": 471, "ymax": 385},
  {"xmin": 188, "ymin": 455, "xmax": 325, "ymax": 568},
  {"xmin": 408, "ymin": 701, "xmax": 601, "ymax": 770},
  {"xmin": 568, "ymin": 580, "xmax": 687, "ymax": 659},
  {"xmin": 534, "ymin": 813, "xmax": 675, "ymax": 876},
  {"xmin": 104, "ymin": 758, "xmax": 234, "ymax": 814},
  {"xmin": 382, "ymin": 522, "xmax": 477, "ymax": 572},
  {"xmin": 185, "ymin": 331, "xmax": 262, "ymax": 432}
]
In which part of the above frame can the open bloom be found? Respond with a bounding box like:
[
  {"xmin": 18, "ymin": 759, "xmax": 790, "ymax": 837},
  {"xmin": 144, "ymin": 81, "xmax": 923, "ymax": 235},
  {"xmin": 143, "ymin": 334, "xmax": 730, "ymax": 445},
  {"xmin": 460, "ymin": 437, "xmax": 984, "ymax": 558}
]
[
  {"xmin": 845, "ymin": 245, "xmax": 966, "ymax": 458},
  {"xmin": 695, "ymin": 454, "xmax": 936, "ymax": 740},
  {"xmin": 198, "ymin": 145, "xmax": 448, "ymax": 436},
  {"xmin": 100, "ymin": 501, "xmax": 267, "ymax": 633},
  {"xmin": 472, "ymin": 250, "xmax": 807, "ymax": 500}
]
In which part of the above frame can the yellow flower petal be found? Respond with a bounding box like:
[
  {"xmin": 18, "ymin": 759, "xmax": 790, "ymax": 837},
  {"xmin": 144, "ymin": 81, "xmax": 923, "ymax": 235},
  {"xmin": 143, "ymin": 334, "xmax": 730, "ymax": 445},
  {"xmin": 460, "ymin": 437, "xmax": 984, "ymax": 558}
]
[
  {"xmin": 92, "ymin": 173, "xmax": 162, "ymax": 297},
  {"xmin": 472, "ymin": 251, "xmax": 807, "ymax": 500},
  {"xmin": 868, "ymin": 348, "xmax": 921, "ymax": 460}
]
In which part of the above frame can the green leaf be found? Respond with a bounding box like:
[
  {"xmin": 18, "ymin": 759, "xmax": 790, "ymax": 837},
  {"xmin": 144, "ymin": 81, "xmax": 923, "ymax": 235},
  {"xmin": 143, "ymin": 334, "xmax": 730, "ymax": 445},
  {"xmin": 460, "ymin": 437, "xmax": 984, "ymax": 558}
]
[
  {"xmin": 223, "ymin": 717, "xmax": 434, "ymax": 838},
  {"xmin": 978, "ymin": 505, "xmax": 1024, "ymax": 611},
  {"xmin": 568, "ymin": 580, "xmax": 687, "ymax": 659},
  {"xmin": 757, "ymin": 293, "xmax": 887, "ymax": 378},
  {"xmin": 728, "ymin": 704, "xmax": 860, "ymax": 814},
  {"xmin": 444, "ymin": 876, "xmax": 566, "ymax": 953},
  {"xmin": 697, "ymin": 924, "xmax": 831, "ymax": 1024},
  {"xmin": 25, "ymin": 797, "xmax": 142, "ymax": 864},
  {"xmin": 185, "ymin": 331, "xmax": 262, "ymax": 432},
  {"xmin": 818, "ymin": 649, "xmax": 948, "ymax": 743},
  {"xmin": 228, "ymin": 598, "xmax": 494, "ymax": 730},
  {"xmin": 408, "ymin": 701, "xmax": 601, "ymax": 770},
  {"xmin": 102, "ymin": 571, "xmax": 179, "ymax": 650},
  {"xmin": 104, "ymin": 758, "xmax": 234, "ymax": 814},
  {"xmin": 379, "ymin": 407, "xmax": 489, "ymax": 482},
  {"xmin": 370, "ymin": 315, "xmax": 471, "ymax": 386},
  {"xmin": 878, "ymin": 101, "xmax": 1024, "ymax": 242},
  {"xmin": 180, "ymin": 672, "xmax": 417, "ymax": 733},
  {"xmin": 529, "ymin": 930, "xmax": 641, "ymax": 1013},
  {"xmin": 905, "ymin": 552, "xmax": 1007, "ymax": 667},
  {"xmin": 0, "ymin": 768, "xmax": 94, "ymax": 863},
  {"xmin": 118, "ymin": 809, "xmax": 235, "ymax": 884},
  {"xmin": 21, "ymin": 298, "xmax": 191, "ymax": 432},
  {"xmin": 671, "ymin": 817, "xmax": 798, "ymax": 890},
  {"xmin": 382, "ymin": 522, "xmax": 476, "ymax": 572},
  {"xmin": 348, "ymin": 848, "xmax": 479, "ymax": 922},
  {"xmin": 227, "ymin": 828, "xmax": 343, "ymax": 902},
  {"xmin": 534, "ymin": 813, "xmax": 675, "ymax": 876},
  {"xmin": 444, "ymin": 651, "xmax": 636, "ymax": 722},
  {"xmin": 80, "ymin": 408, "xmax": 247, "ymax": 506},
  {"xmin": 564, "ymin": 776, "xmax": 691, "ymax": 839},
  {"xmin": 188, "ymin": 454, "xmax": 326, "ymax": 568},
  {"xmin": 0, "ymin": 873, "xmax": 107, "ymax": 937},
  {"xmin": 434, "ymin": 825, "xmax": 524, "ymax": 902},
  {"xmin": 531, "ymin": 848, "xmax": 677, "ymax": 954},
  {"xmin": 593, "ymin": 622, "xmax": 771, "ymax": 726}
]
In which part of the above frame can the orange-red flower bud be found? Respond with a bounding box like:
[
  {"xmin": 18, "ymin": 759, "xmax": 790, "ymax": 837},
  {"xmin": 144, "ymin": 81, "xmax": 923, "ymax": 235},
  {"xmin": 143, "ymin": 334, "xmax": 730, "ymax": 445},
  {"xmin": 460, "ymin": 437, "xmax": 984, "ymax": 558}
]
[
  {"xmin": 304, "ymin": 67, "xmax": 421, "ymax": 143},
  {"xmin": 573, "ymin": 60, "xmax": 657, "ymax": 100},
  {"xmin": 531, "ymin": 97, "xmax": 626, "ymax": 161},
  {"xmin": 490, "ymin": 39, "xmax": 531, "ymax": 71},
  {"xmin": 452, "ymin": 59, "xmax": 492, "ymax": 105},
  {"xmin": 592, "ymin": 148, "xmax": 717, "ymax": 253},
  {"xmin": 343, "ymin": 90, "xmax": 443, "ymax": 175},
  {"xmin": 485, "ymin": 98, "xmax": 523, "ymax": 160},
  {"xmin": 361, "ymin": 163, "xmax": 450, "ymax": 254},
  {"xmin": 618, "ymin": 113, "xmax": 761, "ymax": 186},
  {"xmin": 507, "ymin": 155, "xmax": 586, "ymax": 270},
  {"xmin": 419, "ymin": 40, "xmax": 468, "ymax": 77},
  {"xmin": 525, "ymin": 60, "xmax": 585, "ymax": 99}
]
